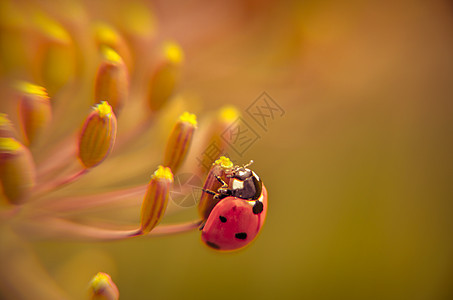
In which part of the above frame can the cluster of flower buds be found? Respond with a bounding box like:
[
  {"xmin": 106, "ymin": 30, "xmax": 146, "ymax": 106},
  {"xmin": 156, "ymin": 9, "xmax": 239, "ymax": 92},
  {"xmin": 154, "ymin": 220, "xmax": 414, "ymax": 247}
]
[{"xmin": 0, "ymin": 2, "xmax": 269, "ymax": 298}]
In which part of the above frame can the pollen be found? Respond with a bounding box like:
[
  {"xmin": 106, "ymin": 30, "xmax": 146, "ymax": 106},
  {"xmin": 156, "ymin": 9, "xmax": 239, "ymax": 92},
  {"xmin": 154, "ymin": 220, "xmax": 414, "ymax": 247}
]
[
  {"xmin": 163, "ymin": 41, "xmax": 184, "ymax": 65},
  {"xmin": 0, "ymin": 114, "xmax": 10, "ymax": 126},
  {"xmin": 90, "ymin": 272, "xmax": 110, "ymax": 292},
  {"xmin": 95, "ymin": 101, "xmax": 113, "ymax": 118},
  {"xmin": 215, "ymin": 156, "xmax": 234, "ymax": 169},
  {"xmin": 0, "ymin": 137, "xmax": 21, "ymax": 152},
  {"xmin": 102, "ymin": 46, "xmax": 122, "ymax": 64},
  {"xmin": 89, "ymin": 272, "xmax": 119, "ymax": 299},
  {"xmin": 122, "ymin": 2, "xmax": 156, "ymax": 36},
  {"xmin": 219, "ymin": 106, "xmax": 239, "ymax": 123},
  {"xmin": 152, "ymin": 165, "xmax": 173, "ymax": 181},
  {"xmin": 179, "ymin": 111, "xmax": 197, "ymax": 127},
  {"xmin": 95, "ymin": 22, "xmax": 119, "ymax": 45},
  {"xmin": 34, "ymin": 12, "xmax": 71, "ymax": 44},
  {"xmin": 15, "ymin": 81, "xmax": 49, "ymax": 99}
]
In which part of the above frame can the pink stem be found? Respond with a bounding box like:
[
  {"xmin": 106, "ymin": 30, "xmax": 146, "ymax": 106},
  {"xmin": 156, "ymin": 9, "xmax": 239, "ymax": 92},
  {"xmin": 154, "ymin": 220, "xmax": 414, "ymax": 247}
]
[
  {"xmin": 0, "ymin": 206, "xmax": 21, "ymax": 221},
  {"xmin": 15, "ymin": 217, "xmax": 202, "ymax": 241},
  {"xmin": 147, "ymin": 220, "xmax": 202, "ymax": 237},
  {"xmin": 36, "ymin": 134, "xmax": 77, "ymax": 176},
  {"xmin": 33, "ymin": 168, "xmax": 89, "ymax": 198},
  {"xmin": 114, "ymin": 115, "xmax": 154, "ymax": 151},
  {"xmin": 32, "ymin": 184, "xmax": 147, "ymax": 213}
]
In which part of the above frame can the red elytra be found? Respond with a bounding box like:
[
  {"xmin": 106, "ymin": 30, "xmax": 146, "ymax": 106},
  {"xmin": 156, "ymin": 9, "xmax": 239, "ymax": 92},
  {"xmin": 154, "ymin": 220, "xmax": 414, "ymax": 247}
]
[{"xmin": 201, "ymin": 185, "xmax": 268, "ymax": 251}]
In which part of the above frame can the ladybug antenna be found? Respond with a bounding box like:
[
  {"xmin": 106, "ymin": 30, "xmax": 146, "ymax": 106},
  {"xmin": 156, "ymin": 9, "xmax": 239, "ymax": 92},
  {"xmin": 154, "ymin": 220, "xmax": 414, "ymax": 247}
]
[{"xmin": 243, "ymin": 160, "xmax": 254, "ymax": 169}]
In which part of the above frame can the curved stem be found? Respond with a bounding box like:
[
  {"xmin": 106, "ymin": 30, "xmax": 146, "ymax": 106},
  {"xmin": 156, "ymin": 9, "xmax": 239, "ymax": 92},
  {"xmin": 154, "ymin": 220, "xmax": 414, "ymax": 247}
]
[
  {"xmin": 31, "ymin": 184, "xmax": 147, "ymax": 213},
  {"xmin": 13, "ymin": 216, "xmax": 202, "ymax": 241},
  {"xmin": 33, "ymin": 168, "xmax": 89, "ymax": 198},
  {"xmin": 114, "ymin": 114, "xmax": 154, "ymax": 152},
  {"xmin": 146, "ymin": 219, "xmax": 202, "ymax": 237},
  {"xmin": 36, "ymin": 134, "xmax": 77, "ymax": 176}
]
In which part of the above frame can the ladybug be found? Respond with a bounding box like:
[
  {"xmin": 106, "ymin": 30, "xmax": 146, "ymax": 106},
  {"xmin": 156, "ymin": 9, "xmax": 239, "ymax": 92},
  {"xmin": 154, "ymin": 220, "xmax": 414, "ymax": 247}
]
[{"xmin": 201, "ymin": 161, "xmax": 268, "ymax": 251}]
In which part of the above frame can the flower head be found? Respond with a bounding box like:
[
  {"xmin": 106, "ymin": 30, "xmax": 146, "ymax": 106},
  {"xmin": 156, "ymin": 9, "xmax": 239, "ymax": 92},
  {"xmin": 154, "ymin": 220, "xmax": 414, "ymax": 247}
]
[
  {"xmin": 147, "ymin": 41, "xmax": 184, "ymax": 112},
  {"xmin": 89, "ymin": 272, "xmax": 119, "ymax": 300},
  {"xmin": 0, "ymin": 2, "xmax": 268, "ymax": 299},
  {"xmin": 94, "ymin": 47, "xmax": 129, "ymax": 115},
  {"xmin": 140, "ymin": 166, "xmax": 174, "ymax": 234},
  {"xmin": 0, "ymin": 137, "xmax": 35, "ymax": 204},
  {"xmin": 163, "ymin": 112, "xmax": 197, "ymax": 173},
  {"xmin": 0, "ymin": 114, "xmax": 16, "ymax": 138},
  {"xmin": 16, "ymin": 81, "xmax": 51, "ymax": 146},
  {"xmin": 78, "ymin": 101, "xmax": 117, "ymax": 169}
]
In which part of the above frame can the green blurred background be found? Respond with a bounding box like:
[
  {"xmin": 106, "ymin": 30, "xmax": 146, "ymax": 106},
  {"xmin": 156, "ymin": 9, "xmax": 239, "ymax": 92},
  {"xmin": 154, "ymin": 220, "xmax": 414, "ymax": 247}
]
[{"xmin": 3, "ymin": 0, "xmax": 453, "ymax": 299}]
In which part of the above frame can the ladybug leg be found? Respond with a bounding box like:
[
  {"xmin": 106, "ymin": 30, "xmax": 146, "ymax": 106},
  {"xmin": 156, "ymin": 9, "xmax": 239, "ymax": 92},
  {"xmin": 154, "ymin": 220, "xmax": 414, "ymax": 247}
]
[
  {"xmin": 214, "ymin": 175, "xmax": 234, "ymax": 198},
  {"xmin": 202, "ymin": 188, "xmax": 227, "ymax": 200},
  {"xmin": 202, "ymin": 176, "xmax": 232, "ymax": 200},
  {"xmin": 214, "ymin": 175, "xmax": 228, "ymax": 189},
  {"xmin": 202, "ymin": 188, "xmax": 217, "ymax": 196},
  {"xmin": 199, "ymin": 220, "xmax": 206, "ymax": 230}
]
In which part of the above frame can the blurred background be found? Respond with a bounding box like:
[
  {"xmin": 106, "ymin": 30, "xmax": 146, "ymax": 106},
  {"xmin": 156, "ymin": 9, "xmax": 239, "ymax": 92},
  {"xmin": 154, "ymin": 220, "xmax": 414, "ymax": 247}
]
[{"xmin": 1, "ymin": 0, "xmax": 453, "ymax": 299}]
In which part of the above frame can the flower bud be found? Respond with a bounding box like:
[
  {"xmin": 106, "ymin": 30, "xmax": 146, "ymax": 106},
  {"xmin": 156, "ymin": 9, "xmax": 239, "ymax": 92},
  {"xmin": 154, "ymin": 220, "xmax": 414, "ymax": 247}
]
[
  {"xmin": 0, "ymin": 0, "xmax": 30, "ymax": 77},
  {"xmin": 0, "ymin": 137, "xmax": 36, "ymax": 204},
  {"xmin": 93, "ymin": 22, "xmax": 132, "ymax": 69},
  {"xmin": 34, "ymin": 13, "xmax": 76, "ymax": 95},
  {"xmin": 163, "ymin": 112, "xmax": 197, "ymax": 173},
  {"xmin": 147, "ymin": 41, "xmax": 184, "ymax": 112},
  {"xmin": 197, "ymin": 106, "xmax": 240, "ymax": 174},
  {"xmin": 16, "ymin": 81, "xmax": 51, "ymax": 145},
  {"xmin": 94, "ymin": 47, "xmax": 129, "ymax": 115},
  {"xmin": 198, "ymin": 156, "xmax": 234, "ymax": 220},
  {"xmin": 0, "ymin": 114, "xmax": 16, "ymax": 138},
  {"xmin": 89, "ymin": 272, "xmax": 119, "ymax": 300},
  {"xmin": 78, "ymin": 101, "xmax": 117, "ymax": 169},
  {"xmin": 140, "ymin": 166, "xmax": 173, "ymax": 234}
]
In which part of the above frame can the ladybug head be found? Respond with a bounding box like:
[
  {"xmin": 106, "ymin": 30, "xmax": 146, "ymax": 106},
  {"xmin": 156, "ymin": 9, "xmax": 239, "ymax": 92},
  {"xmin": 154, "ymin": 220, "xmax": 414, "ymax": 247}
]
[{"xmin": 227, "ymin": 160, "xmax": 254, "ymax": 180}]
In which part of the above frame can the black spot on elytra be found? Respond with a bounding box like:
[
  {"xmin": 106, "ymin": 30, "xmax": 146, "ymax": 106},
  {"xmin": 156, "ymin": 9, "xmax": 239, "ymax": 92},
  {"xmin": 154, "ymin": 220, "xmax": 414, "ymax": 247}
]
[
  {"xmin": 206, "ymin": 241, "xmax": 220, "ymax": 249},
  {"xmin": 235, "ymin": 232, "xmax": 247, "ymax": 240},
  {"xmin": 219, "ymin": 216, "xmax": 227, "ymax": 223},
  {"xmin": 253, "ymin": 201, "xmax": 263, "ymax": 214}
]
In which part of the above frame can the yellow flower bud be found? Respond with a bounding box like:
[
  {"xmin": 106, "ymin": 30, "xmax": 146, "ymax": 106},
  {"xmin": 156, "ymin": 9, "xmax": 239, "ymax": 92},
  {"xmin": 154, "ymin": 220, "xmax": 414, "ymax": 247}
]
[
  {"xmin": 163, "ymin": 112, "xmax": 197, "ymax": 173},
  {"xmin": 16, "ymin": 81, "xmax": 51, "ymax": 145},
  {"xmin": 0, "ymin": 113, "xmax": 16, "ymax": 138},
  {"xmin": 34, "ymin": 13, "xmax": 76, "ymax": 95},
  {"xmin": 78, "ymin": 101, "xmax": 117, "ymax": 169},
  {"xmin": 94, "ymin": 47, "xmax": 129, "ymax": 115},
  {"xmin": 0, "ymin": 137, "xmax": 35, "ymax": 204},
  {"xmin": 198, "ymin": 156, "xmax": 233, "ymax": 220},
  {"xmin": 197, "ymin": 106, "xmax": 240, "ymax": 174},
  {"xmin": 147, "ymin": 41, "xmax": 184, "ymax": 112},
  {"xmin": 140, "ymin": 166, "xmax": 173, "ymax": 234},
  {"xmin": 117, "ymin": 1, "xmax": 156, "ymax": 39},
  {"xmin": 93, "ymin": 22, "xmax": 132, "ymax": 71},
  {"xmin": 89, "ymin": 272, "xmax": 119, "ymax": 300}
]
